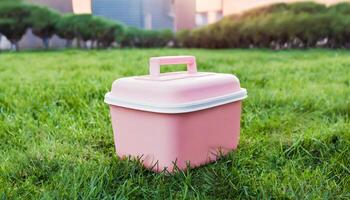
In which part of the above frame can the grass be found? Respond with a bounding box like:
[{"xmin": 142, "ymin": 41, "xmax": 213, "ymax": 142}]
[{"xmin": 0, "ymin": 48, "xmax": 349, "ymax": 199}]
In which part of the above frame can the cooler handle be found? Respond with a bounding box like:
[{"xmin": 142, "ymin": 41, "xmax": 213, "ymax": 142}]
[{"xmin": 149, "ymin": 56, "xmax": 197, "ymax": 78}]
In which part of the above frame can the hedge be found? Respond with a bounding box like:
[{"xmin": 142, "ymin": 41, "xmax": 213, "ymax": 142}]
[
  {"xmin": 0, "ymin": 1, "xmax": 126, "ymax": 50},
  {"xmin": 176, "ymin": 2, "xmax": 350, "ymax": 49},
  {"xmin": 120, "ymin": 27, "xmax": 173, "ymax": 48}
]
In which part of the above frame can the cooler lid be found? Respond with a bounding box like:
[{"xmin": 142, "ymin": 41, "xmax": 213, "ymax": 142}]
[{"xmin": 105, "ymin": 56, "xmax": 247, "ymax": 113}]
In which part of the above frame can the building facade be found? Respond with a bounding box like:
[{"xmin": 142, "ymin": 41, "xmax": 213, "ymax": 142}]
[
  {"xmin": 173, "ymin": 0, "xmax": 196, "ymax": 30},
  {"xmin": 91, "ymin": 0, "xmax": 174, "ymax": 30},
  {"xmin": 73, "ymin": 0, "xmax": 195, "ymax": 31}
]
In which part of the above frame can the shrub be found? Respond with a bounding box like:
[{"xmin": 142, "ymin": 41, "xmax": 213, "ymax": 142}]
[
  {"xmin": 286, "ymin": 2, "xmax": 327, "ymax": 14},
  {"xmin": 57, "ymin": 14, "xmax": 125, "ymax": 49},
  {"xmin": 327, "ymin": 14, "xmax": 350, "ymax": 48},
  {"xmin": 178, "ymin": 2, "xmax": 350, "ymax": 49},
  {"xmin": 96, "ymin": 19, "xmax": 125, "ymax": 48},
  {"xmin": 70, "ymin": 14, "xmax": 95, "ymax": 48},
  {"xmin": 0, "ymin": 2, "xmax": 31, "ymax": 51},
  {"xmin": 120, "ymin": 27, "xmax": 140, "ymax": 47},
  {"xmin": 158, "ymin": 29, "xmax": 174, "ymax": 47},
  {"xmin": 121, "ymin": 28, "xmax": 173, "ymax": 48},
  {"xmin": 328, "ymin": 2, "xmax": 350, "ymax": 14},
  {"xmin": 29, "ymin": 6, "xmax": 60, "ymax": 49},
  {"xmin": 240, "ymin": 3, "xmax": 289, "ymax": 19},
  {"xmin": 0, "ymin": 1, "xmax": 125, "ymax": 50},
  {"xmin": 217, "ymin": 19, "xmax": 244, "ymax": 48},
  {"xmin": 55, "ymin": 14, "xmax": 76, "ymax": 47}
]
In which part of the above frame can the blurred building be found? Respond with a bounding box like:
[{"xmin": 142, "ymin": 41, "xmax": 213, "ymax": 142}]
[
  {"xmin": 196, "ymin": 0, "xmax": 223, "ymax": 26},
  {"xmin": 90, "ymin": 0, "xmax": 174, "ymax": 30},
  {"xmin": 72, "ymin": 0, "xmax": 195, "ymax": 31},
  {"xmin": 26, "ymin": 0, "xmax": 73, "ymax": 12},
  {"xmin": 174, "ymin": 0, "xmax": 196, "ymax": 30},
  {"xmin": 72, "ymin": 0, "xmax": 91, "ymax": 14}
]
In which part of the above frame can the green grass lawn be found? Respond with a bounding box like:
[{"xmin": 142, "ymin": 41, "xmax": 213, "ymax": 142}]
[{"xmin": 0, "ymin": 49, "xmax": 349, "ymax": 199}]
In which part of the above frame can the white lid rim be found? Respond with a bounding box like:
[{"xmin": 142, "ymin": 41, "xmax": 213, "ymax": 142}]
[{"xmin": 104, "ymin": 89, "xmax": 247, "ymax": 114}]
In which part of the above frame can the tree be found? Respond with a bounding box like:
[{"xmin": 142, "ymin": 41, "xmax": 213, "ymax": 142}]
[
  {"xmin": 0, "ymin": 2, "xmax": 31, "ymax": 51},
  {"xmin": 71, "ymin": 14, "xmax": 94, "ymax": 48},
  {"xmin": 287, "ymin": 2, "xmax": 327, "ymax": 14},
  {"xmin": 57, "ymin": 14, "xmax": 125, "ymax": 49},
  {"xmin": 120, "ymin": 27, "xmax": 142, "ymax": 47},
  {"xmin": 328, "ymin": 2, "xmax": 350, "ymax": 14},
  {"xmin": 29, "ymin": 6, "xmax": 60, "ymax": 49},
  {"xmin": 56, "ymin": 14, "xmax": 76, "ymax": 47},
  {"xmin": 95, "ymin": 20, "xmax": 124, "ymax": 48},
  {"xmin": 81, "ymin": 16, "xmax": 114, "ymax": 48},
  {"xmin": 68, "ymin": 14, "xmax": 125, "ymax": 49}
]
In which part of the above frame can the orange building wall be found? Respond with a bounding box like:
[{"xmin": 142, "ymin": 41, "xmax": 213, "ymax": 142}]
[
  {"xmin": 72, "ymin": 0, "xmax": 92, "ymax": 14},
  {"xmin": 196, "ymin": 0, "xmax": 222, "ymax": 12}
]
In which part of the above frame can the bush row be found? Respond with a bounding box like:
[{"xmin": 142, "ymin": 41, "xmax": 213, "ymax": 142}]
[
  {"xmin": 3, "ymin": 1, "xmax": 350, "ymax": 50},
  {"xmin": 0, "ymin": 1, "xmax": 126, "ymax": 50},
  {"xmin": 0, "ymin": 1, "xmax": 174, "ymax": 51},
  {"xmin": 121, "ymin": 27, "xmax": 174, "ymax": 48},
  {"xmin": 176, "ymin": 2, "xmax": 350, "ymax": 49}
]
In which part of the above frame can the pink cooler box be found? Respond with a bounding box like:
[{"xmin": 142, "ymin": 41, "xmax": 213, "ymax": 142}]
[{"xmin": 105, "ymin": 56, "xmax": 247, "ymax": 172}]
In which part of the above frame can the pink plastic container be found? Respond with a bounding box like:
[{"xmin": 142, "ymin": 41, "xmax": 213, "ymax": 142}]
[{"xmin": 105, "ymin": 56, "xmax": 247, "ymax": 172}]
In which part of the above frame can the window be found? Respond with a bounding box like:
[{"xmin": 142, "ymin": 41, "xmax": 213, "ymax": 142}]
[
  {"xmin": 195, "ymin": 12, "xmax": 208, "ymax": 27},
  {"xmin": 144, "ymin": 13, "xmax": 152, "ymax": 30},
  {"xmin": 215, "ymin": 10, "xmax": 223, "ymax": 21}
]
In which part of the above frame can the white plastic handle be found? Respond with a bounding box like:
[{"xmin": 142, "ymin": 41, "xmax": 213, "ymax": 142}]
[{"xmin": 149, "ymin": 56, "xmax": 197, "ymax": 78}]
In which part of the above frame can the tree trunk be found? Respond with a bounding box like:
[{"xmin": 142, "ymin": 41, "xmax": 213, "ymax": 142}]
[
  {"xmin": 0, "ymin": 34, "xmax": 2, "ymax": 52},
  {"xmin": 77, "ymin": 37, "xmax": 81, "ymax": 48},
  {"xmin": 42, "ymin": 37, "xmax": 49, "ymax": 49},
  {"xmin": 82, "ymin": 41, "xmax": 87, "ymax": 49},
  {"xmin": 15, "ymin": 42, "xmax": 19, "ymax": 51},
  {"xmin": 91, "ymin": 40, "xmax": 95, "ymax": 49},
  {"xmin": 65, "ymin": 39, "xmax": 72, "ymax": 48},
  {"xmin": 11, "ymin": 41, "xmax": 19, "ymax": 52},
  {"xmin": 11, "ymin": 43, "xmax": 15, "ymax": 51}
]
